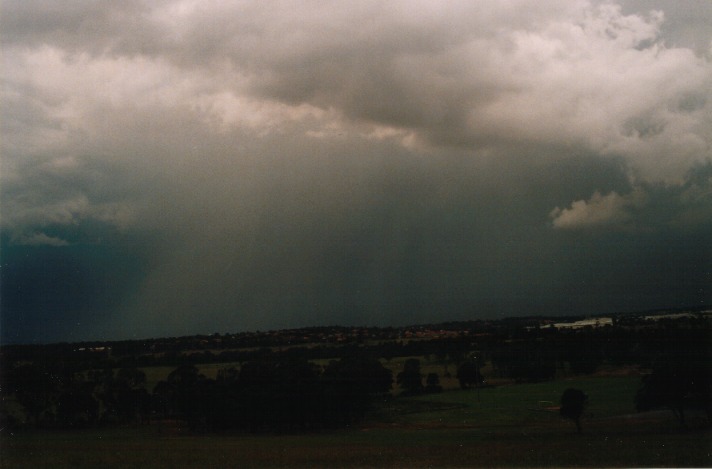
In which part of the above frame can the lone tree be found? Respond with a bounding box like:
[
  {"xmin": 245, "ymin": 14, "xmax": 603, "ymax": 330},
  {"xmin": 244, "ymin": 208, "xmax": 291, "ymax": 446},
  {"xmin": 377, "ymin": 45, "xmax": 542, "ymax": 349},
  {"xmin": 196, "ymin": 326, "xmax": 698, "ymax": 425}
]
[
  {"xmin": 322, "ymin": 355, "xmax": 393, "ymax": 396},
  {"xmin": 560, "ymin": 388, "xmax": 588, "ymax": 433},
  {"xmin": 456, "ymin": 361, "xmax": 483, "ymax": 389},
  {"xmin": 397, "ymin": 358, "xmax": 423, "ymax": 395},
  {"xmin": 424, "ymin": 373, "xmax": 443, "ymax": 393},
  {"xmin": 635, "ymin": 360, "xmax": 711, "ymax": 427},
  {"xmin": 322, "ymin": 355, "xmax": 393, "ymax": 425}
]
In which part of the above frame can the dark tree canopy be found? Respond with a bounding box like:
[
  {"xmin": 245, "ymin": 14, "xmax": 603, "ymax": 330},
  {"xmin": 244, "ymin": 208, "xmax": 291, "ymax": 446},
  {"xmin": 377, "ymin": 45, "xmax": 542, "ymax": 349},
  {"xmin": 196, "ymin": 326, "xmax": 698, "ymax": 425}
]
[
  {"xmin": 424, "ymin": 373, "xmax": 443, "ymax": 393},
  {"xmin": 636, "ymin": 360, "xmax": 711, "ymax": 427},
  {"xmin": 456, "ymin": 361, "xmax": 483, "ymax": 389},
  {"xmin": 560, "ymin": 388, "xmax": 587, "ymax": 433},
  {"xmin": 3, "ymin": 311, "xmax": 709, "ymax": 435},
  {"xmin": 397, "ymin": 358, "xmax": 423, "ymax": 395}
]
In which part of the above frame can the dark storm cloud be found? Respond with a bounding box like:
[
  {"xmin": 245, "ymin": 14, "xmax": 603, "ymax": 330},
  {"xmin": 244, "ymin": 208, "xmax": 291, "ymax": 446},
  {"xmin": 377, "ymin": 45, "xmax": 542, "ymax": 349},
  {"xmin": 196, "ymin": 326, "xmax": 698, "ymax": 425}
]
[
  {"xmin": 104, "ymin": 146, "xmax": 644, "ymax": 340},
  {"xmin": 2, "ymin": 1, "xmax": 711, "ymax": 343},
  {"xmin": 1, "ymin": 233, "xmax": 150, "ymax": 343}
]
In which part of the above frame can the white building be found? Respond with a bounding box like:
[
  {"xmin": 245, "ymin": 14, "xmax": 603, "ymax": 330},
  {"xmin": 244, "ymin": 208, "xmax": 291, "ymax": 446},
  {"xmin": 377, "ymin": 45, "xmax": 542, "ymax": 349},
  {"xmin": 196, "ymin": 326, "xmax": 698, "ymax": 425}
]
[{"xmin": 550, "ymin": 317, "xmax": 613, "ymax": 330}]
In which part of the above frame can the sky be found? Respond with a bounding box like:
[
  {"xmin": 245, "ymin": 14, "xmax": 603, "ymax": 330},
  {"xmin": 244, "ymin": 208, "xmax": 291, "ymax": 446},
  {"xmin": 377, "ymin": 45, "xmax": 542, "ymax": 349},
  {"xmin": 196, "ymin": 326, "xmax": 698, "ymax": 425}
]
[{"xmin": 2, "ymin": 0, "xmax": 712, "ymax": 344}]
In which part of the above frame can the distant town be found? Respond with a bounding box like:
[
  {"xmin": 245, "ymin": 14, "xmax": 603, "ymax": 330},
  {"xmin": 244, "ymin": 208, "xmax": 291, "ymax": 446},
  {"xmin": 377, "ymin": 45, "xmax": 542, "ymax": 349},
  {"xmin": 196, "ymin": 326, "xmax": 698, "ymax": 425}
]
[{"xmin": 29, "ymin": 304, "xmax": 711, "ymax": 359}]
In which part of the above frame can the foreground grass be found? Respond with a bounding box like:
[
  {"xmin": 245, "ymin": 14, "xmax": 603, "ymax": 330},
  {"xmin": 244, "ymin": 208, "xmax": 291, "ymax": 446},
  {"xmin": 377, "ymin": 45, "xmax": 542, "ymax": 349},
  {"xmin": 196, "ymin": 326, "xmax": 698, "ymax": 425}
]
[
  {"xmin": 2, "ymin": 375, "xmax": 710, "ymax": 468},
  {"xmin": 3, "ymin": 423, "xmax": 710, "ymax": 468}
]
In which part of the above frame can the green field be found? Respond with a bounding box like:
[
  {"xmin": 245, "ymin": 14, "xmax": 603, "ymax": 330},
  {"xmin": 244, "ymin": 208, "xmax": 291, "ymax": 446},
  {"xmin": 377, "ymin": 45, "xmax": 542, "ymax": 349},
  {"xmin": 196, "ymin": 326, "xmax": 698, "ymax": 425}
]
[{"xmin": 2, "ymin": 375, "xmax": 710, "ymax": 468}]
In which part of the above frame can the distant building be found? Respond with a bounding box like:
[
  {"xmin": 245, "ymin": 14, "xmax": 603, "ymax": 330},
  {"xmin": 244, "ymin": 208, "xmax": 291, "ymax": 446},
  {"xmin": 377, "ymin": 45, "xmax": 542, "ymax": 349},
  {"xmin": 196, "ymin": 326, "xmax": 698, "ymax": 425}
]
[
  {"xmin": 548, "ymin": 317, "xmax": 613, "ymax": 330},
  {"xmin": 644, "ymin": 312, "xmax": 695, "ymax": 321}
]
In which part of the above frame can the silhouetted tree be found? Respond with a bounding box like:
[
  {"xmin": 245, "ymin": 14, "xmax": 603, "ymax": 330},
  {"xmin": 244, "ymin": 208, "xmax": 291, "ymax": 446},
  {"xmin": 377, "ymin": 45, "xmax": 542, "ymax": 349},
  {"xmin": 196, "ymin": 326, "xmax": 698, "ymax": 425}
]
[
  {"xmin": 111, "ymin": 368, "xmax": 149, "ymax": 423},
  {"xmin": 456, "ymin": 361, "xmax": 483, "ymax": 389},
  {"xmin": 233, "ymin": 358, "xmax": 323, "ymax": 431},
  {"xmin": 424, "ymin": 373, "xmax": 443, "ymax": 393},
  {"xmin": 152, "ymin": 380, "xmax": 173, "ymax": 419},
  {"xmin": 173, "ymin": 365, "xmax": 213, "ymax": 429},
  {"xmin": 560, "ymin": 388, "xmax": 587, "ymax": 433},
  {"xmin": 563, "ymin": 330, "xmax": 602, "ymax": 375},
  {"xmin": 397, "ymin": 358, "xmax": 423, "ymax": 395},
  {"xmin": 5, "ymin": 363, "xmax": 59, "ymax": 426},
  {"xmin": 636, "ymin": 360, "xmax": 711, "ymax": 427},
  {"xmin": 322, "ymin": 355, "xmax": 392, "ymax": 395},
  {"xmin": 318, "ymin": 355, "xmax": 391, "ymax": 426},
  {"xmin": 56, "ymin": 378, "xmax": 99, "ymax": 427}
]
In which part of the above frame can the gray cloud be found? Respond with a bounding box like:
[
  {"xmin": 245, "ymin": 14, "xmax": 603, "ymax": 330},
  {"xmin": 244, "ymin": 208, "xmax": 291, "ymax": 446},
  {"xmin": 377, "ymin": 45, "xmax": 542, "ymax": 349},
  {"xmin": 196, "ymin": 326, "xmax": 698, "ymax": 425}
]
[
  {"xmin": 2, "ymin": 0, "xmax": 711, "ymax": 342},
  {"xmin": 550, "ymin": 166, "xmax": 712, "ymax": 231}
]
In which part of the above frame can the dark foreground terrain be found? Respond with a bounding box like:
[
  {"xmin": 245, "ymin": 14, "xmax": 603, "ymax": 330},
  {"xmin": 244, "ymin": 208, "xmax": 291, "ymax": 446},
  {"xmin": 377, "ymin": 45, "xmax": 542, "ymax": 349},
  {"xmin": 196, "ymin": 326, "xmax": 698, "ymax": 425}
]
[
  {"xmin": 3, "ymin": 374, "xmax": 711, "ymax": 468},
  {"xmin": 3, "ymin": 310, "xmax": 710, "ymax": 467}
]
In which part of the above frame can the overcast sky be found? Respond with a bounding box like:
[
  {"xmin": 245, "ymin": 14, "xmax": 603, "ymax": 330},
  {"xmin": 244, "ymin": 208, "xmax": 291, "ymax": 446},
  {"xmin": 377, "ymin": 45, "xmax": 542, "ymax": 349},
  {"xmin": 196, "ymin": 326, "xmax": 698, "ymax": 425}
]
[{"xmin": 2, "ymin": 0, "xmax": 711, "ymax": 344}]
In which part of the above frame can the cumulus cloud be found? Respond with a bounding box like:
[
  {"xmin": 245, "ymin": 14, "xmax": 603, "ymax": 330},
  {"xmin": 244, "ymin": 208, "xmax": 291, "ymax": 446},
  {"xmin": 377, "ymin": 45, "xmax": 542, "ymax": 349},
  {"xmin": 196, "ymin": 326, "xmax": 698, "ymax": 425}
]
[
  {"xmin": 551, "ymin": 166, "xmax": 712, "ymax": 230},
  {"xmin": 549, "ymin": 189, "xmax": 646, "ymax": 229}
]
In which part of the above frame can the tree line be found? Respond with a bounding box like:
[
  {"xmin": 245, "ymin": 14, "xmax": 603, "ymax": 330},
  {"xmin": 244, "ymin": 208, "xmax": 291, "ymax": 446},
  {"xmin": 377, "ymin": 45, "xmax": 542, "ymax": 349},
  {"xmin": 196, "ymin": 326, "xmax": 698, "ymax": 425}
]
[
  {"xmin": 2, "ymin": 315, "xmax": 709, "ymax": 431},
  {"xmin": 1, "ymin": 354, "xmax": 393, "ymax": 432}
]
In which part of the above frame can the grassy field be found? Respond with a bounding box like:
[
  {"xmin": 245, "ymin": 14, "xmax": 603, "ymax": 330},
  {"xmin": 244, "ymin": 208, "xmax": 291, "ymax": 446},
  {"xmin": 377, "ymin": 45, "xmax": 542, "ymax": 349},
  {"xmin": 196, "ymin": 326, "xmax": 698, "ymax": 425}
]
[
  {"xmin": 2, "ymin": 374, "xmax": 710, "ymax": 468},
  {"xmin": 144, "ymin": 356, "xmax": 477, "ymax": 392},
  {"xmin": 391, "ymin": 375, "xmax": 643, "ymax": 426}
]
